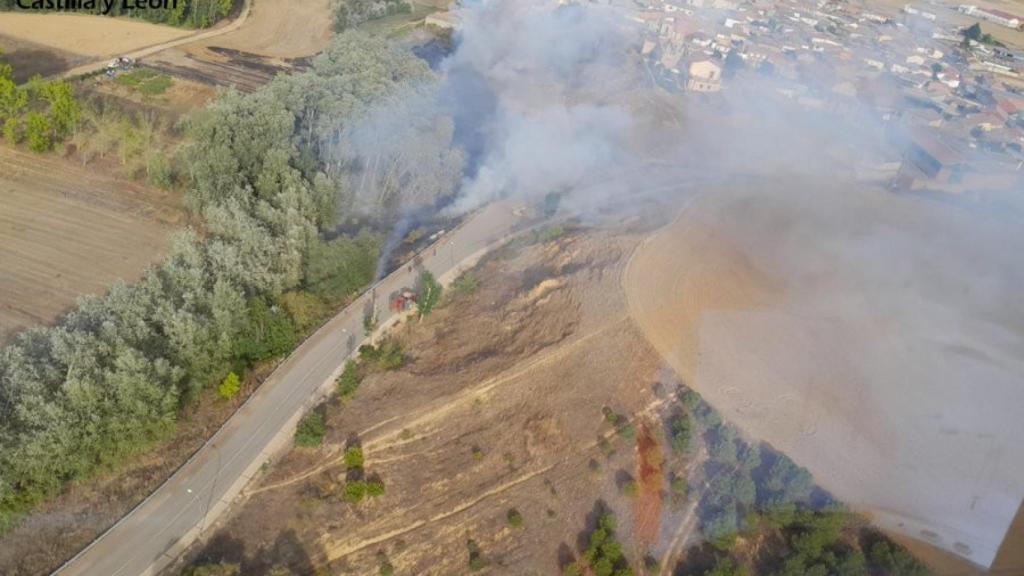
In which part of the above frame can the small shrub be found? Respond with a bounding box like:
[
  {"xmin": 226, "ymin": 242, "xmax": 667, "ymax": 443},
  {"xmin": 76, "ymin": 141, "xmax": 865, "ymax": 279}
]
[
  {"xmin": 295, "ymin": 411, "xmax": 326, "ymax": 448},
  {"xmin": 360, "ymin": 339, "xmax": 405, "ymax": 371},
  {"xmin": 588, "ymin": 458, "xmax": 602, "ymax": 473},
  {"xmin": 336, "ymin": 360, "xmax": 362, "ymax": 399},
  {"xmin": 467, "ymin": 539, "xmax": 488, "ymax": 571},
  {"xmin": 451, "ymin": 271, "xmax": 480, "ymax": 296},
  {"xmin": 622, "ymin": 480, "xmax": 639, "ymax": 498},
  {"xmin": 343, "ymin": 481, "xmax": 367, "ymax": 503},
  {"xmin": 376, "ymin": 551, "xmax": 395, "ymax": 576},
  {"xmin": 365, "ymin": 478, "xmax": 386, "ymax": 497},
  {"xmin": 616, "ymin": 422, "xmax": 636, "ymax": 440},
  {"xmin": 344, "ymin": 446, "xmax": 364, "ymax": 469},
  {"xmin": 472, "ymin": 445, "xmax": 484, "ymax": 461},
  {"xmin": 507, "ymin": 507, "xmax": 524, "ymax": 528},
  {"xmin": 217, "ymin": 371, "xmax": 241, "ymax": 400},
  {"xmin": 540, "ymin": 224, "xmax": 566, "ymax": 243},
  {"xmin": 598, "ymin": 436, "xmax": 615, "ymax": 458}
]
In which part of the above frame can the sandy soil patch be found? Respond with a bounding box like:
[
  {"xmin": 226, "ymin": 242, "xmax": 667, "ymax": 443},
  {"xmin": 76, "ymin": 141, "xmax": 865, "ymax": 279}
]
[
  {"xmin": 205, "ymin": 0, "xmax": 332, "ymax": 59},
  {"xmin": 624, "ymin": 176, "xmax": 1024, "ymax": 571},
  {"xmin": 0, "ymin": 145, "xmax": 183, "ymax": 344},
  {"xmin": 0, "ymin": 13, "xmax": 190, "ymax": 59}
]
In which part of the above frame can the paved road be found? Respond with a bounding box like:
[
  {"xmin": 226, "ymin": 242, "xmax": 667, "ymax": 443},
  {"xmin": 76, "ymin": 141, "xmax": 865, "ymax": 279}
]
[{"xmin": 54, "ymin": 201, "xmax": 525, "ymax": 576}]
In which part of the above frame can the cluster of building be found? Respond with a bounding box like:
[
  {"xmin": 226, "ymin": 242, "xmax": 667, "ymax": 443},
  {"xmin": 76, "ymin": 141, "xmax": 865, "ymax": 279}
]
[{"xmin": 626, "ymin": 0, "xmax": 1024, "ymax": 192}]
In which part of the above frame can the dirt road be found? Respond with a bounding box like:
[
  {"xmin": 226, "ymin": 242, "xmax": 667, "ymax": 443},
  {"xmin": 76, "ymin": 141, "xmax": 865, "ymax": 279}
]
[{"xmin": 53, "ymin": 201, "xmax": 526, "ymax": 576}]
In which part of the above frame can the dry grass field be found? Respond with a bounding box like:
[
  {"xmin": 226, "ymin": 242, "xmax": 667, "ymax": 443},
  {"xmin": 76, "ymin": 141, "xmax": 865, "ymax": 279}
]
[
  {"xmin": 625, "ymin": 176, "xmax": 1024, "ymax": 572},
  {"xmin": 0, "ymin": 13, "xmax": 190, "ymax": 58},
  {"xmin": 172, "ymin": 229, "xmax": 698, "ymax": 575},
  {"xmin": 0, "ymin": 146, "xmax": 183, "ymax": 344}
]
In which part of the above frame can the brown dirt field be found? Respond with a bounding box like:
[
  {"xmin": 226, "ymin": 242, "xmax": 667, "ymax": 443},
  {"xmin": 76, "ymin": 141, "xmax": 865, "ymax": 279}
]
[
  {"xmin": 144, "ymin": 0, "xmax": 334, "ymax": 92},
  {"xmin": 0, "ymin": 13, "xmax": 191, "ymax": 58},
  {"xmin": 172, "ymin": 229, "xmax": 691, "ymax": 575},
  {"xmin": 0, "ymin": 361, "xmax": 276, "ymax": 576},
  {"xmin": 203, "ymin": 0, "xmax": 332, "ymax": 59},
  {"xmin": 0, "ymin": 145, "xmax": 184, "ymax": 344},
  {"xmin": 625, "ymin": 176, "xmax": 1024, "ymax": 572},
  {"xmin": 0, "ymin": 34, "xmax": 82, "ymax": 81}
]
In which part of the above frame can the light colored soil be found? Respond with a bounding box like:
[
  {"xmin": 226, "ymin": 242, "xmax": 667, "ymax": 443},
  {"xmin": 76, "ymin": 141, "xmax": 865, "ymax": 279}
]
[
  {"xmin": 201, "ymin": 0, "xmax": 332, "ymax": 59},
  {"xmin": 624, "ymin": 176, "xmax": 1024, "ymax": 572},
  {"xmin": 0, "ymin": 13, "xmax": 190, "ymax": 59},
  {"xmin": 173, "ymin": 230, "xmax": 694, "ymax": 575},
  {"xmin": 0, "ymin": 145, "xmax": 184, "ymax": 344}
]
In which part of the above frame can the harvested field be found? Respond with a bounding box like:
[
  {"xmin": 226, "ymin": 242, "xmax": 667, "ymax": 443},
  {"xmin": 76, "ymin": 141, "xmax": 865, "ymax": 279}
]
[
  {"xmin": 0, "ymin": 146, "xmax": 183, "ymax": 344},
  {"xmin": 205, "ymin": 0, "xmax": 332, "ymax": 58},
  {"xmin": 625, "ymin": 177, "xmax": 1024, "ymax": 571},
  {"xmin": 175, "ymin": 228, "xmax": 693, "ymax": 575},
  {"xmin": 143, "ymin": 0, "xmax": 333, "ymax": 91},
  {"xmin": 0, "ymin": 34, "xmax": 82, "ymax": 81},
  {"xmin": 0, "ymin": 13, "xmax": 190, "ymax": 59}
]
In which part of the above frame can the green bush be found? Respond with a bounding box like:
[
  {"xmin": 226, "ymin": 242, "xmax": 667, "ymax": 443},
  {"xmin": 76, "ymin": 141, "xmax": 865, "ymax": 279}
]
[
  {"xmin": 507, "ymin": 507, "xmax": 524, "ymax": 528},
  {"xmin": 669, "ymin": 413, "xmax": 692, "ymax": 453},
  {"xmin": 294, "ymin": 411, "xmax": 326, "ymax": 448},
  {"xmin": 217, "ymin": 371, "xmax": 241, "ymax": 400},
  {"xmin": 467, "ymin": 539, "xmax": 488, "ymax": 571},
  {"xmin": 146, "ymin": 153, "xmax": 174, "ymax": 189},
  {"xmin": 359, "ymin": 339, "xmax": 405, "ymax": 371},
  {"xmin": 336, "ymin": 360, "xmax": 362, "ymax": 399},
  {"xmin": 344, "ymin": 446, "xmax": 364, "ymax": 469},
  {"xmin": 451, "ymin": 271, "xmax": 480, "ymax": 296}
]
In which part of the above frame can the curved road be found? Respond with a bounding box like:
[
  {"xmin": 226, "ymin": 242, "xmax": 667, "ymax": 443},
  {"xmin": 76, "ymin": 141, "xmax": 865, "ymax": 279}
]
[{"xmin": 54, "ymin": 201, "xmax": 525, "ymax": 576}]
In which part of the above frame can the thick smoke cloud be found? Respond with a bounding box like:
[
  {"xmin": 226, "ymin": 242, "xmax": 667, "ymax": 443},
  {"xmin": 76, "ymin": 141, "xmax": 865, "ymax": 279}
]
[{"xmin": 440, "ymin": 0, "xmax": 647, "ymax": 213}]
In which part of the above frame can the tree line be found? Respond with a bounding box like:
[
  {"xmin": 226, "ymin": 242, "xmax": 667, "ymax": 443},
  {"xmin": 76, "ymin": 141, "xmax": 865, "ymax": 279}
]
[
  {"xmin": 0, "ymin": 31, "xmax": 459, "ymax": 533},
  {"xmin": 0, "ymin": 0, "xmax": 233, "ymax": 28}
]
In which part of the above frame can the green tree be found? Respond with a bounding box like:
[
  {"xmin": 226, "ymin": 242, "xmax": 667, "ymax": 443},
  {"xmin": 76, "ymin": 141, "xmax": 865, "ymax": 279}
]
[
  {"xmin": 25, "ymin": 111, "xmax": 52, "ymax": 152},
  {"xmin": 416, "ymin": 271, "xmax": 442, "ymax": 317},
  {"xmin": 217, "ymin": 371, "xmax": 241, "ymax": 399}
]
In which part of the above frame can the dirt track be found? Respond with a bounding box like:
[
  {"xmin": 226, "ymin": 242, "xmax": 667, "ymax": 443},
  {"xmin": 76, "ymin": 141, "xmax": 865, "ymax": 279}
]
[
  {"xmin": 0, "ymin": 146, "xmax": 182, "ymax": 344},
  {"xmin": 624, "ymin": 177, "xmax": 1024, "ymax": 571}
]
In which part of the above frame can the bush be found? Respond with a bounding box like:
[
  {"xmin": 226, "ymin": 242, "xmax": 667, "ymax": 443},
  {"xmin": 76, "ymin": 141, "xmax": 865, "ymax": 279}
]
[
  {"xmin": 343, "ymin": 479, "xmax": 385, "ymax": 502},
  {"xmin": 336, "ymin": 360, "xmax": 361, "ymax": 399},
  {"xmin": 376, "ymin": 551, "xmax": 395, "ymax": 576},
  {"xmin": 217, "ymin": 371, "xmax": 241, "ymax": 400},
  {"xmin": 622, "ymin": 480, "xmax": 639, "ymax": 498},
  {"xmin": 344, "ymin": 446, "xmax": 364, "ymax": 469},
  {"xmin": 467, "ymin": 539, "xmax": 488, "ymax": 571},
  {"xmin": 294, "ymin": 411, "xmax": 326, "ymax": 448},
  {"xmin": 451, "ymin": 271, "xmax": 480, "ymax": 296},
  {"xmin": 669, "ymin": 413, "xmax": 692, "ymax": 453},
  {"xmin": 507, "ymin": 507, "xmax": 524, "ymax": 528},
  {"xmin": 234, "ymin": 298, "xmax": 297, "ymax": 363},
  {"xmin": 280, "ymin": 291, "xmax": 327, "ymax": 332},
  {"xmin": 359, "ymin": 339, "xmax": 405, "ymax": 371},
  {"xmin": 147, "ymin": 153, "xmax": 174, "ymax": 188}
]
